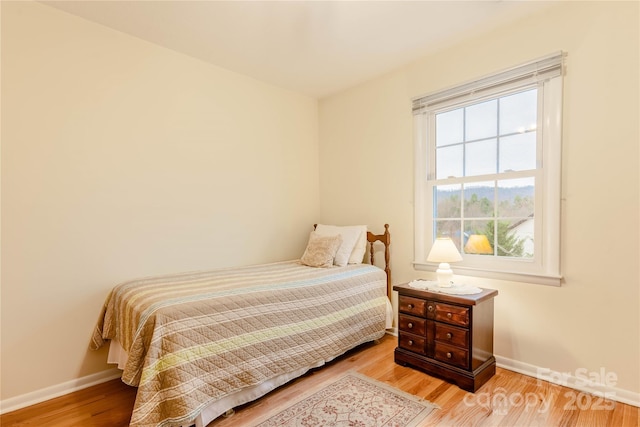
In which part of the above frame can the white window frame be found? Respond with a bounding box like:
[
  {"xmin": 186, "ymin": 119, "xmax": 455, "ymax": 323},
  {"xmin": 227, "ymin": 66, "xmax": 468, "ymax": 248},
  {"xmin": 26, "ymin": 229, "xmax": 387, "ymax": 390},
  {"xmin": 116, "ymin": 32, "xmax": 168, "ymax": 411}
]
[{"xmin": 413, "ymin": 53, "xmax": 564, "ymax": 286}]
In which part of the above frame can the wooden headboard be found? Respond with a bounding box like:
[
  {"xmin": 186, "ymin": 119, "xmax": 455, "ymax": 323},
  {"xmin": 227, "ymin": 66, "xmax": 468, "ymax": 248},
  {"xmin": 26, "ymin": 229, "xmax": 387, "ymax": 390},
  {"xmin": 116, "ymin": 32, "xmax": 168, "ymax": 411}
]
[
  {"xmin": 367, "ymin": 224, "xmax": 391, "ymax": 298},
  {"xmin": 313, "ymin": 224, "xmax": 391, "ymax": 298}
]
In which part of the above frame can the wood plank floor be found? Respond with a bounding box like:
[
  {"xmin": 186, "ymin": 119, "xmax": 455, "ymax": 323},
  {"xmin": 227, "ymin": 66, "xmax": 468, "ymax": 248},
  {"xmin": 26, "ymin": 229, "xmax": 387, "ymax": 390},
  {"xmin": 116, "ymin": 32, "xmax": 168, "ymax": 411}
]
[{"xmin": 2, "ymin": 335, "xmax": 638, "ymax": 426}]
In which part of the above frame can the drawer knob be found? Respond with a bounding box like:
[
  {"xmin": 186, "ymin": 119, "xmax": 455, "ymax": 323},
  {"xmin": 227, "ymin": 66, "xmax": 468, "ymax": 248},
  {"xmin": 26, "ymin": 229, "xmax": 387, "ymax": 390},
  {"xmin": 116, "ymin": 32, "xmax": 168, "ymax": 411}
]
[
  {"xmin": 408, "ymin": 322, "xmax": 413, "ymax": 329},
  {"xmin": 446, "ymin": 332, "xmax": 452, "ymax": 339},
  {"xmin": 428, "ymin": 305, "xmax": 434, "ymax": 312},
  {"xmin": 408, "ymin": 304, "xmax": 414, "ymax": 309},
  {"xmin": 447, "ymin": 313, "xmax": 453, "ymax": 319},
  {"xmin": 446, "ymin": 352, "xmax": 452, "ymax": 359},
  {"xmin": 408, "ymin": 340, "xmax": 414, "ymax": 346}
]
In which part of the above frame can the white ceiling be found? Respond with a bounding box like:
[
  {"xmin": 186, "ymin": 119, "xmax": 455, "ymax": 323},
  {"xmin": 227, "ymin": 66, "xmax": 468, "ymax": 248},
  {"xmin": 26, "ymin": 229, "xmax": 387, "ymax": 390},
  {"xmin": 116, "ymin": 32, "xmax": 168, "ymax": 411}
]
[{"xmin": 42, "ymin": 1, "xmax": 553, "ymax": 99}]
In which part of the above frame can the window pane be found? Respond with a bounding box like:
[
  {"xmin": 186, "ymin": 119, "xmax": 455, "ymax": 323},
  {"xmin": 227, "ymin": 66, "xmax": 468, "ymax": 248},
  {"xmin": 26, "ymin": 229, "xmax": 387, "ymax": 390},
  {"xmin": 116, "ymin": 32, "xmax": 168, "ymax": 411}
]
[
  {"xmin": 464, "ymin": 182, "xmax": 494, "ymax": 218},
  {"xmin": 463, "ymin": 220, "xmax": 494, "ymax": 256},
  {"xmin": 436, "ymin": 145, "xmax": 463, "ymax": 179},
  {"xmin": 435, "ymin": 220, "xmax": 462, "ymax": 249},
  {"xmin": 465, "ymin": 99, "xmax": 497, "ymax": 141},
  {"xmin": 499, "ymin": 89, "xmax": 537, "ymax": 135},
  {"xmin": 435, "ymin": 184, "xmax": 461, "ymax": 218},
  {"xmin": 495, "ymin": 219, "xmax": 534, "ymax": 259},
  {"xmin": 465, "ymin": 139, "xmax": 497, "ymax": 177},
  {"xmin": 500, "ymin": 133, "xmax": 536, "ymax": 172},
  {"xmin": 436, "ymin": 109, "xmax": 463, "ymax": 147},
  {"xmin": 497, "ymin": 178, "xmax": 535, "ymax": 217}
]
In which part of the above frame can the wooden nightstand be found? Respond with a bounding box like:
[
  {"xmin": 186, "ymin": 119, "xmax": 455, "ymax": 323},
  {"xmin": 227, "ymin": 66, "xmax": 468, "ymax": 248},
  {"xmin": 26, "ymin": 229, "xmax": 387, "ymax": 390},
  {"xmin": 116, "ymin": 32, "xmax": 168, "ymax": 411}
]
[{"xmin": 393, "ymin": 283, "xmax": 498, "ymax": 392}]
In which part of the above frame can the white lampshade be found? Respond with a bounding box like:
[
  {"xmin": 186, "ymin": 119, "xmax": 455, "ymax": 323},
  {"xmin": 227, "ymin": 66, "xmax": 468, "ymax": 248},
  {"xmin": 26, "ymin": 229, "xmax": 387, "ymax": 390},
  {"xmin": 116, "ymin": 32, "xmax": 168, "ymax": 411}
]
[
  {"xmin": 427, "ymin": 238, "xmax": 463, "ymax": 263},
  {"xmin": 427, "ymin": 238, "xmax": 462, "ymax": 287}
]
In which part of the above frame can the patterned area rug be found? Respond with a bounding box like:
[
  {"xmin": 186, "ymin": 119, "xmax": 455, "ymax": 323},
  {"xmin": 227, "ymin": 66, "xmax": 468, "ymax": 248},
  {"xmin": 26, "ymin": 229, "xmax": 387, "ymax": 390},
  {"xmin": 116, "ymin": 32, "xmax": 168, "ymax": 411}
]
[{"xmin": 254, "ymin": 372, "xmax": 438, "ymax": 427}]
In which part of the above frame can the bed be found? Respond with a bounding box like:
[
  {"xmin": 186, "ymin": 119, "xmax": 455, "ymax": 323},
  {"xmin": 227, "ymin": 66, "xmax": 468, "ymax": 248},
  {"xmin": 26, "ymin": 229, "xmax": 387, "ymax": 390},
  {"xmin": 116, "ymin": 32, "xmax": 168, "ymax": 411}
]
[{"xmin": 91, "ymin": 224, "xmax": 392, "ymax": 427}]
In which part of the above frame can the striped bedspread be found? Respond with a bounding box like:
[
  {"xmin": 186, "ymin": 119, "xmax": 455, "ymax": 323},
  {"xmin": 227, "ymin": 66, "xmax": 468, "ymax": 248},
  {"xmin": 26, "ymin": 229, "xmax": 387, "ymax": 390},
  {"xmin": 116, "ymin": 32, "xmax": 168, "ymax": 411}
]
[{"xmin": 91, "ymin": 260, "xmax": 388, "ymax": 427}]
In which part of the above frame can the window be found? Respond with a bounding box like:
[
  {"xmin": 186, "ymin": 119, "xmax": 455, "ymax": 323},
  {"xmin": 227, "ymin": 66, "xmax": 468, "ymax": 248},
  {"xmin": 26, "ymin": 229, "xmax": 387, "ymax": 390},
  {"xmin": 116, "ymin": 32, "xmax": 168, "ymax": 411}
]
[{"xmin": 413, "ymin": 53, "xmax": 564, "ymax": 286}]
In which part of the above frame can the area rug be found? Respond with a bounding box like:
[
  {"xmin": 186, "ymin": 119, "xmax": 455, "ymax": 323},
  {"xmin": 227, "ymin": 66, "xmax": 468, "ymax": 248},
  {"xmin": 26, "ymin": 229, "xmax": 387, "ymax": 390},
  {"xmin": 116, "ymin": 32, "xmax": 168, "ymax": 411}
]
[{"xmin": 253, "ymin": 371, "xmax": 438, "ymax": 427}]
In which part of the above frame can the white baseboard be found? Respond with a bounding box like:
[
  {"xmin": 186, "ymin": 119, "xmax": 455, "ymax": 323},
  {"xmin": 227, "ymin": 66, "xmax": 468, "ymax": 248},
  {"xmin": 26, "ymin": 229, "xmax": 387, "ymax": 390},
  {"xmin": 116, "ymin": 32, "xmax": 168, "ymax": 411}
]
[
  {"xmin": 384, "ymin": 331, "xmax": 638, "ymax": 408},
  {"xmin": 3, "ymin": 350, "xmax": 638, "ymax": 416},
  {"xmin": 2, "ymin": 331, "xmax": 398, "ymax": 415},
  {"xmin": 496, "ymin": 355, "xmax": 640, "ymax": 408},
  {"xmin": 0, "ymin": 368, "xmax": 122, "ymax": 415},
  {"xmin": 2, "ymin": 332, "xmax": 397, "ymax": 415}
]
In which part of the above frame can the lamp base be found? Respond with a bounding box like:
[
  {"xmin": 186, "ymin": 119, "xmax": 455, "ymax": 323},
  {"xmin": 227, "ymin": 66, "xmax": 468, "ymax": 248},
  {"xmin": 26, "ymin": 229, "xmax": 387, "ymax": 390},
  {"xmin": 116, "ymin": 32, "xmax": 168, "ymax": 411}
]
[{"xmin": 436, "ymin": 263, "xmax": 454, "ymax": 287}]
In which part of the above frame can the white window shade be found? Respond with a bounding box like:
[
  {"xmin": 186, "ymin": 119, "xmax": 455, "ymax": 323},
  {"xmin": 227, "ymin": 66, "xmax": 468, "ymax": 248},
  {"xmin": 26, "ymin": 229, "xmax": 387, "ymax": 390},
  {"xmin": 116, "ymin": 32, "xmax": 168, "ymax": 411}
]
[{"xmin": 412, "ymin": 52, "xmax": 564, "ymax": 115}]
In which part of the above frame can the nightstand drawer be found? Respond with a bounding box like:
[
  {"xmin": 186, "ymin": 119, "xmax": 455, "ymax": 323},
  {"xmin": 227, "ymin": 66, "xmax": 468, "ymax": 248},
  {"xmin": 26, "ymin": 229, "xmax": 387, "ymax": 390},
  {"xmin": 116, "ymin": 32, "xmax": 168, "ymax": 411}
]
[
  {"xmin": 435, "ymin": 303, "xmax": 469, "ymax": 327},
  {"xmin": 435, "ymin": 323, "xmax": 469, "ymax": 348},
  {"xmin": 399, "ymin": 333, "xmax": 426, "ymax": 355},
  {"xmin": 435, "ymin": 342, "xmax": 469, "ymax": 369},
  {"xmin": 398, "ymin": 296, "xmax": 427, "ymax": 317},
  {"xmin": 398, "ymin": 315, "xmax": 426, "ymax": 336}
]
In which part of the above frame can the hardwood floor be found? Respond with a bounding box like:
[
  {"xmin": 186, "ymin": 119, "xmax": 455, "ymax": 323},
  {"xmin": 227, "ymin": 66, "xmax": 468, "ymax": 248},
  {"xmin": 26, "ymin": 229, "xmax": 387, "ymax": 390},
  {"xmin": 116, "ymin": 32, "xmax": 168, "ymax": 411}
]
[{"xmin": 2, "ymin": 335, "xmax": 638, "ymax": 426}]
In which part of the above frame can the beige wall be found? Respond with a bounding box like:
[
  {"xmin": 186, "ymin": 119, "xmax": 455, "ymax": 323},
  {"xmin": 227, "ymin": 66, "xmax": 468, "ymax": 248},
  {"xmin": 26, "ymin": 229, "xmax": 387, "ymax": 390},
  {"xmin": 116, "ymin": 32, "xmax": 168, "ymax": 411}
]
[
  {"xmin": 1, "ymin": 2, "xmax": 319, "ymax": 400},
  {"xmin": 2, "ymin": 0, "xmax": 639, "ymax": 409},
  {"xmin": 320, "ymin": 1, "xmax": 639, "ymax": 397}
]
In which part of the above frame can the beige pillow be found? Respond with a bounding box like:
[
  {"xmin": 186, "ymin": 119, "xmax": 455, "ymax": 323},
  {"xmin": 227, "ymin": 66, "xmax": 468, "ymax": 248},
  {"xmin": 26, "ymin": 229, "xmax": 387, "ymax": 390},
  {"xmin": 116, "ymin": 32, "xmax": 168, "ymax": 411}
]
[
  {"xmin": 300, "ymin": 232, "xmax": 343, "ymax": 268},
  {"xmin": 315, "ymin": 224, "xmax": 367, "ymax": 265}
]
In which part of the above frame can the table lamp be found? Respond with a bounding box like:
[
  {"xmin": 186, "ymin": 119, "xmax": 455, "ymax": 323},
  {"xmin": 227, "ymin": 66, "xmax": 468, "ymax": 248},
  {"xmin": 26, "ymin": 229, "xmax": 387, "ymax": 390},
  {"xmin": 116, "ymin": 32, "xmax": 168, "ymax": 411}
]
[{"xmin": 427, "ymin": 237, "xmax": 463, "ymax": 287}]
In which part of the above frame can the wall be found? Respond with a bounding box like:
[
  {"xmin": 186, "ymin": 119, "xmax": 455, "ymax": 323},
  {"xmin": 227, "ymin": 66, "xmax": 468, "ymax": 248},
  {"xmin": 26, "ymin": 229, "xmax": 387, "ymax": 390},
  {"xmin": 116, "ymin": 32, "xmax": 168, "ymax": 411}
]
[
  {"xmin": 1, "ymin": 2, "xmax": 319, "ymax": 401},
  {"xmin": 319, "ymin": 1, "xmax": 639, "ymax": 401}
]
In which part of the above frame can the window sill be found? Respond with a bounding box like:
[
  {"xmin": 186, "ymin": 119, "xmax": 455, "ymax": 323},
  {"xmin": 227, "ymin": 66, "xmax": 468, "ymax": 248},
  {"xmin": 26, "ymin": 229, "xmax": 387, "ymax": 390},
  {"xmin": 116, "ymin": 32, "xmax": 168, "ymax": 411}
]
[{"xmin": 413, "ymin": 262, "xmax": 562, "ymax": 287}]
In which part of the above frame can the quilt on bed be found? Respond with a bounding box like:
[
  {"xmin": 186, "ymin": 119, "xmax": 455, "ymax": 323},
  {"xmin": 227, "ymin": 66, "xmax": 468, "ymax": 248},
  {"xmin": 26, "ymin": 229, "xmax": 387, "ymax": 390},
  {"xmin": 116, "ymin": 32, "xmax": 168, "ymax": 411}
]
[{"xmin": 91, "ymin": 260, "xmax": 388, "ymax": 427}]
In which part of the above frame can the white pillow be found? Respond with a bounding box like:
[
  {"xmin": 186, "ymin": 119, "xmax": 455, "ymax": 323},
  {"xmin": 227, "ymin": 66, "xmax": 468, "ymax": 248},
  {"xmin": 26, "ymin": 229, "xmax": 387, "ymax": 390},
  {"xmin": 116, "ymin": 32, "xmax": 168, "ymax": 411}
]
[
  {"xmin": 349, "ymin": 226, "xmax": 367, "ymax": 264},
  {"xmin": 315, "ymin": 224, "xmax": 367, "ymax": 266}
]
